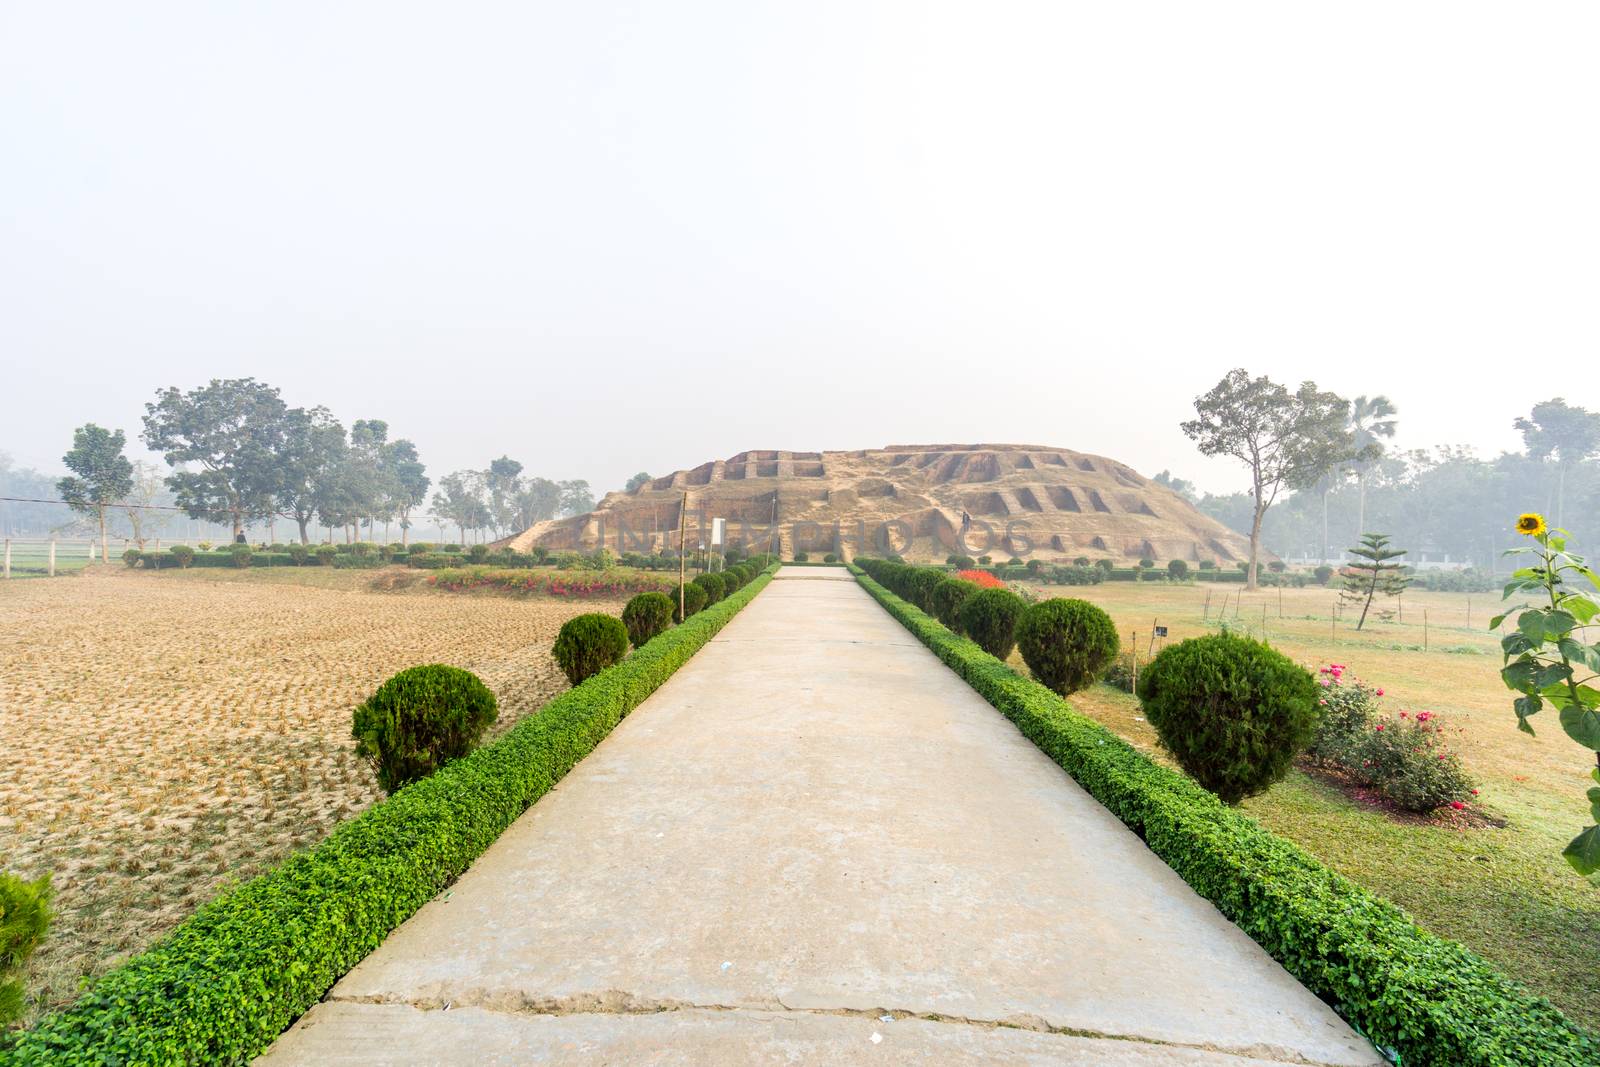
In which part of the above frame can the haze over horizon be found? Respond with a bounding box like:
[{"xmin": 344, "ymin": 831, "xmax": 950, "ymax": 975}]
[{"xmin": 4, "ymin": 2, "xmax": 1596, "ymax": 499}]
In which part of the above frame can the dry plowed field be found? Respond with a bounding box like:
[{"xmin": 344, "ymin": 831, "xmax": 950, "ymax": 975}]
[{"xmin": 0, "ymin": 566, "xmax": 609, "ymax": 1020}]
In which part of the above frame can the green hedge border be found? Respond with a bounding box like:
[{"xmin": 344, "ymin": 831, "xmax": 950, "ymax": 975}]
[
  {"xmin": 849, "ymin": 563, "xmax": 1598, "ymax": 1067},
  {"xmin": 2, "ymin": 567, "xmax": 779, "ymax": 1066}
]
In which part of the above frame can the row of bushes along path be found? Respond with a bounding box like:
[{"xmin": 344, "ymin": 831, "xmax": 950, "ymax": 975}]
[{"xmin": 258, "ymin": 566, "xmax": 1377, "ymax": 1065}]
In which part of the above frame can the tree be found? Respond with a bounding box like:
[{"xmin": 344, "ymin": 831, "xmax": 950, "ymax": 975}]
[
  {"xmin": 431, "ymin": 471, "xmax": 487, "ymax": 544},
  {"xmin": 558, "ymin": 479, "xmax": 594, "ymax": 517},
  {"xmin": 275, "ymin": 408, "xmax": 346, "ymax": 544},
  {"xmin": 625, "ymin": 471, "xmax": 652, "ymax": 493},
  {"xmin": 141, "ymin": 379, "xmax": 289, "ymax": 541},
  {"xmin": 1515, "ymin": 398, "xmax": 1600, "ymax": 527},
  {"xmin": 515, "ymin": 477, "xmax": 563, "ymax": 528},
  {"xmin": 1151, "ymin": 470, "xmax": 1198, "ymax": 502},
  {"xmin": 1339, "ymin": 533, "xmax": 1410, "ymax": 630},
  {"xmin": 384, "ymin": 439, "xmax": 429, "ymax": 546},
  {"xmin": 1181, "ymin": 370, "xmax": 1353, "ymax": 589},
  {"xmin": 1348, "ymin": 395, "xmax": 1399, "ymax": 538},
  {"xmin": 486, "ymin": 456, "xmax": 524, "ymax": 536},
  {"xmin": 121, "ymin": 460, "xmax": 170, "ymax": 549},
  {"xmin": 57, "ymin": 423, "xmax": 134, "ymax": 561}
]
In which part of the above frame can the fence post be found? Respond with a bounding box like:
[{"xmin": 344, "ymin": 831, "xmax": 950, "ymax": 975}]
[
  {"xmin": 3, "ymin": 538, "xmax": 9, "ymax": 579},
  {"xmin": 49, "ymin": 538, "xmax": 57, "ymax": 577}
]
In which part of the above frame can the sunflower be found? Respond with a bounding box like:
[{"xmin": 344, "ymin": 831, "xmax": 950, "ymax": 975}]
[{"xmin": 1515, "ymin": 513, "xmax": 1547, "ymax": 537}]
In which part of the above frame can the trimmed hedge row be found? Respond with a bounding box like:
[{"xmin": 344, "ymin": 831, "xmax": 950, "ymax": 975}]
[
  {"xmin": 847, "ymin": 565, "xmax": 1597, "ymax": 1067},
  {"xmin": 1, "ymin": 567, "xmax": 779, "ymax": 1066}
]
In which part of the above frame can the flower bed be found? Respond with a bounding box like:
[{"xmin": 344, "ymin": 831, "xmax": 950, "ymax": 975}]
[{"xmin": 955, "ymin": 568, "xmax": 1005, "ymax": 588}]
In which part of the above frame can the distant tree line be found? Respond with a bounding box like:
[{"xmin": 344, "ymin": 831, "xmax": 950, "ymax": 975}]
[
  {"xmin": 1168, "ymin": 383, "xmax": 1599, "ymax": 573},
  {"xmin": 5, "ymin": 378, "xmax": 608, "ymax": 547}
]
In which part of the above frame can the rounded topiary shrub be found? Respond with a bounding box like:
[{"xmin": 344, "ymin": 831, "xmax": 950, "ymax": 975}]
[
  {"xmin": 1016, "ymin": 598, "xmax": 1120, "ymax": 696},
  {"xmin": 720, "ymin": 568, "xmax": 745, "ymax": 594},
  {"xmin": 228, "ymin": 544, "xmax": 253, "ymax": 568},
  {"xmin": 823, "ymin": 552, "xmax": 838, "ymax": 563},
  {"xmin": 122, "ymin": 547, "xmax": 142, "ymax": 567},
  {"xmin": 931, "ymin": 577, "xmax": 980, "ymax": 632},
  {"xmin": 468, "ymin": 543, "xmax": 489, "ymax": 561},
  {"xmin": 316, "ymin": 544, "xmax": 337, "ymax": 565},
  {"xmin": 793, "ymin": 551, "xmax": 809, "ymax": 562},
  {"xmin": 693, "ymin": 572, "xmax": 727, "ymax": 605},
  {"xmin": 287, "ymin": 543, "xmax": 310, "ymax": 565},
  {"xmin": 552, "ymin": 613, "xmax": 630, "ymax": 686},
  {"xmin": 1166, "ymin": 558, "xmax": 1189, "ymax": 580},
  {"xmin": 1137, "ymin": 632, "xmax": 1319, "ymax": 805},
  {"xmin": 668, "ymin": 581, "xmax": 709, "ymax": 623},
  {"xmin": 622, "ymin": 591, "xmax": 674, "ymax": 648},
  {"xmin": 957, "ymin": 587, "xmax": 1027, "ymax": 660},
  {"xmin": 1314, "ymin": 564, "xmax": 1334, "ymax": 585},
  {"xmin": 352, "ymin": 664, "xmax": 499, "ymax": 795},
  {"xmin": 170, "ymin": 544, "xmax": 196, "ymax": 569}
]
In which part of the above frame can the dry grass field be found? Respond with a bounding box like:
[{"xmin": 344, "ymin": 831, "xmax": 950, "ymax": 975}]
[
  {"xmin": 0, "ymin": 564, "xmax": 616, "ymax": 1023},
  {"xmin": 1010, "ymin": 577, "xmax": 1600, "ymax": 1029}
]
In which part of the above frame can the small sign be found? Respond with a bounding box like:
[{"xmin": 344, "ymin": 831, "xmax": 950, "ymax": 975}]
[
  {"xmin": 1153, "ymin": 625, "xmax": 1168, "ymax": 638},
  {"xmin": 711, "ymin": 517, "xmax": 725, "ymax": 547}
]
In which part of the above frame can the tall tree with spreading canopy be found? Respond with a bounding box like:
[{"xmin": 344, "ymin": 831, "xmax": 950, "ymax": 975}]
[
  {"xmin": 141, "ymin": 379, "xmax": 288, "ymax": 541},
  {"xmin": 1181, "ymin": 369, "xmax": 1353, "ymax": 589},
  {"xmin": 57, "ymin": 423, "xmax": 134, "ymax": 561},
  {"xmin": 486, "ymin": 456, "xmax": 524, "ymax": 537},
  {"xmin": 514, "ymin": 477, "xmax": 563, "ymax": 529},
  {"xmin": 275, "ymin": 407, "xmax": 346, "ymax": 544},
  {"xmin": 1515, "ymin": 398, "xmax": 1600, "ymax": 527},
  {"xmin": 557, "ymin": 479, "xmax": 593, "ymax": 517},
  {"xmin": 383, "ymin": 439, "xmax": 429, "ymax": 546},
  {"xmin": 1348, "ymin": 394, "xmax": 1399, "ymax": 537}
]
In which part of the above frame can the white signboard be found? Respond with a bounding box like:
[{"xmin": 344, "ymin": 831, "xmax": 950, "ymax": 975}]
[{"xmin": 711, "ymin": 517, "xmax": 725, "ymax": 547}]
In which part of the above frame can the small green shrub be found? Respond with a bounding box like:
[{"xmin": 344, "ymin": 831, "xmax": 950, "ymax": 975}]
[
  {"xmin": 315, "ymin": 545, "xmax": 337, "ymax": 565},
  {"xmin": 121, "ymin": 548, "xmax": 141, "ymax": 567},
  {"xmin": 227, "ymin": 544, "xmax": 253, "ymax": 569},
  {"xmin": 1025, "ymin": 558, "xmax": 1043, "ymax": 574},
  {"xmin": 467, "ymin": 544, "xmax": 489, "ymax": 562},
  {"xmin": 931, "ymin": 577, "xmax": 980, "ymax": 632},
  {"xmin": 352, "ymin": 542, "xmax": 374, "ymax": 559},
  {"xmin": 1138, "ymin": 633, "xmax": 1319, "ymax": 805},
  {"xmin": 0, "ymin": 871, "xmax": 52, "ymax": 1027},
  {"xmin": 622, "ymin": 592, "xmax": 674, "ymax": 648},
  {"xmin": 693, "ymin": 572, "xmax": 727, "ymax": 605},
  {"xmin": 552, "ymin": 613, "xmax": 630, "ymax": 685},
  {"xmin": 409, "ymin": 541, "xmax": 432, "ymax": 554},
  {"xmin": 1016, "ymin": 598, "xmax": 1120, "ymax": 696},
  {"xmin": 1166, "ymin": 558, "xmax": 1189, "ymax": 580},
  {"xmin": 720, "ymin": 568, "xmax": 745, "ymax": 594},
  {"xmin": 947, "ymin": 554, "xmax": 976, "ymax": 568},
  {"xmin": 1314, "ymin": 564, "xmax": 1334, "ymax": 585},
  {"xmin": 196, "ymin": 541, "xmax": 212, "ymax": 551},
  {"xmin": 167, "ymin": 544, "xmax": 195, "ymax": 569},
  {"xmin": 1268, "ymin": 560, "xmax": 1287, "ymax": 573},
  {"xmin": 1073, "ymin": 556, "xmax": 1090, "ymax": 567},
  {"xmin": 351, "ymin": 665, "xmax": 498, "ymax": 795},
  {"xmin": 793, "ymin": 551, "xmax": 809, "ymax": 562},
  {"xmin": 287, "ymin": 544, "xmax": 310, "ymax": 565},
  {"xmin": 823, "ymin": 552, "xmax": 838, "ymax": 563},
  {"xmin": 668, "ymin": 581, "xmax": 709, "ymax": 623},
  {"xmin": 1094, "ymin": 558, "xmax": 1114, "ymax": 573},
  {"xmin": 1138, "ymin": 557, "xmax": 1155, "ymax": 569},
  {"xmin": 957, "ymin": 587, "xmax": 1026, "ymax": 660},
  {"xmin": 1198, "ymin": 559, "xmax": 1216, "ymax": 570}
]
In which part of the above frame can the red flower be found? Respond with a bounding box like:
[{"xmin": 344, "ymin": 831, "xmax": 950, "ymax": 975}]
[{"xmin": 1450, "ymin": 801, "xmax": 1466, "ymax": 810}]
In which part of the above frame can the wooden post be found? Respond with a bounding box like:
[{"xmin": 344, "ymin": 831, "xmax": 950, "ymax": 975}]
[
  {"xmin": 1424, "ymin": 608, "xmax": 1430, "ymax": 651},
  {"xmin": 1203, "ymin": 588, "xmax": 1211, "ymax": 620},
  {"xmin": 1278, "ymin": 585, "xmax": 1283, "ymax": 617},
  {"xmin": 1262, "ymin": 603, "xmax": 1267, "ymax": 635},
  {"xmin": 48, "ymin": 538, "xmax": 57, "ymax": 577},
  {"xmin": 678, "ymin": 491, "xmax": 688, "ymax": 621},
  {"xmin": 1466, "ymin": 596, "xmax": 1472, "ymax": 629},
  {"xmin": 3, "ymin": 538, "xmax": 9, "ymax": 579},
  {"xmin": 1130, "ymin": 630, "xmax": 1139, "ymax": 694}
]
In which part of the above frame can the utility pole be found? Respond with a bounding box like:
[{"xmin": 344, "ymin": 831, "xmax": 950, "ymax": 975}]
[{"xmin": 678, "ymin": 491, "xmax": 688, "ymax": 620}]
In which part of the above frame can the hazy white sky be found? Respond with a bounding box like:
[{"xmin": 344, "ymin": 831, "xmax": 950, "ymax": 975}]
[{"xmin": 2, "ymin": 2, "xmax": 1595, "ymax": 497}]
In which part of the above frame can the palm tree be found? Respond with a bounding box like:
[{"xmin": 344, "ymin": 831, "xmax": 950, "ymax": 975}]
[{"xmin": 1348, "ymin": 395, "xmax": 1398, "ymax": 538}]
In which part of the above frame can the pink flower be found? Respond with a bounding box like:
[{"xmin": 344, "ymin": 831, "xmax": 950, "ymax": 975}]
[
  {"xmin": 1471, "ymin": 789, "xmax": 1480, "ymax": 796},
  {"xmin": 1450, "ymin": 801, "xmax": 1466, "ymax": 810},
  {"xmin": 1375, "ymin": 688, "xmax": 1384, "ymax": 696},
  {"xmin": 1398, "ymin": 710, "xmax": 1407, "ymax": 718},
  {"xmin": 1415, "ymin": 711, "xmax": 1432, "ymax": 723},
  {"xmin": 1375, "ymin": 723, "xmax": 1385, "ymax": 732}
]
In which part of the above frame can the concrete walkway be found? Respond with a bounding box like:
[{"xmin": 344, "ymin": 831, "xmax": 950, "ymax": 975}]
[{"xmin": 259, "ymin": 567, "xmax": 1380, "ymax": 1066}]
